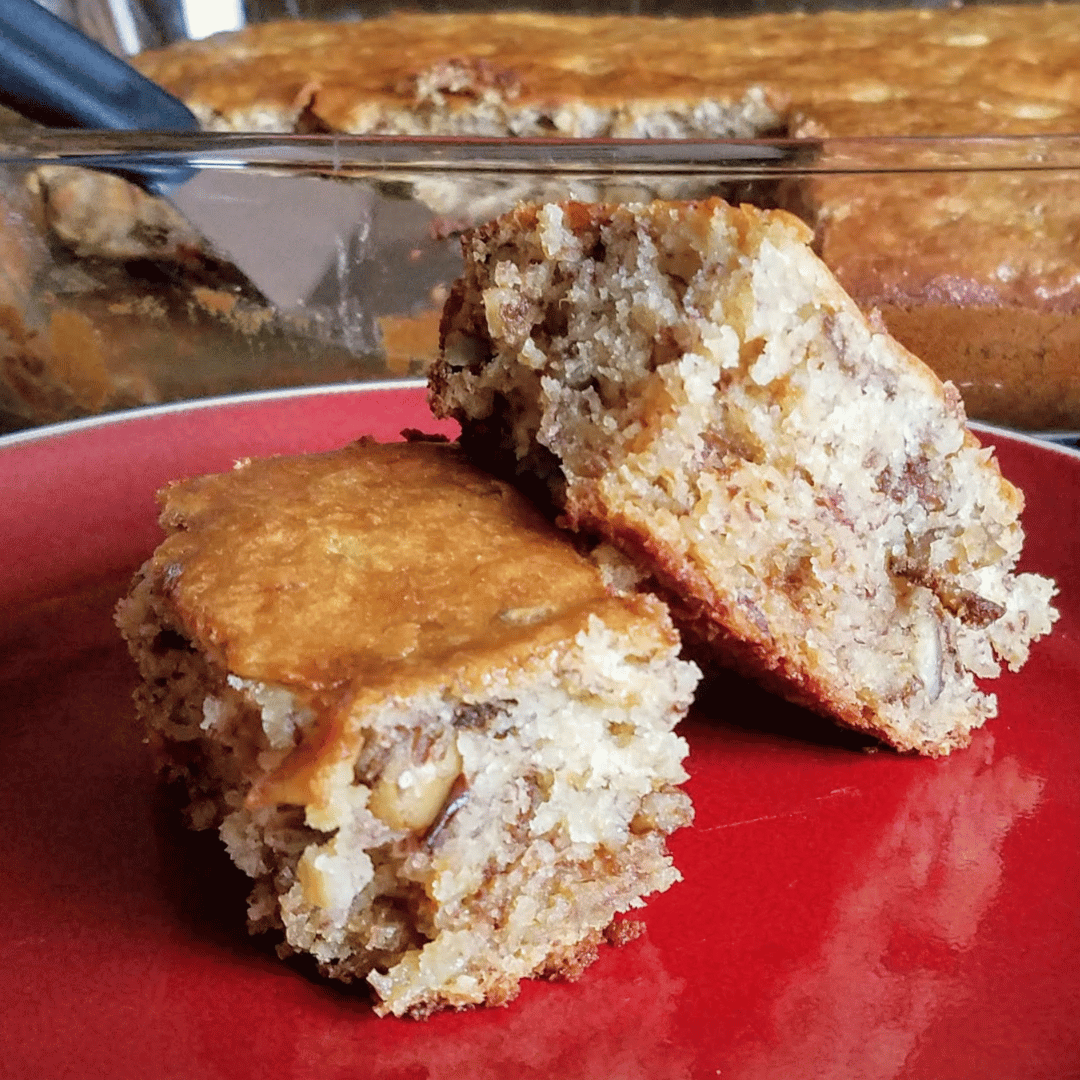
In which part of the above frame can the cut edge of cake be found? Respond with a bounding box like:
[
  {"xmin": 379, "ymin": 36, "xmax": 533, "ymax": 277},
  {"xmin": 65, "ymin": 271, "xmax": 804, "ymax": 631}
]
[{"xmin": 430, "ymin": 197, "xmax": 1059, "ymax": 756}]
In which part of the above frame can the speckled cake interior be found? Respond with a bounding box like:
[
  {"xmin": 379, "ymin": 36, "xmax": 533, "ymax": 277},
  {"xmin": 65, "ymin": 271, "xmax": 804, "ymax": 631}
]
[
  {"xmin": 116, "ymin": 438, "xmax": 699, "ymax": 1017},
  {"xmin": 431, "ymin": 198, "xmax": 1058, "ymax": 755}
]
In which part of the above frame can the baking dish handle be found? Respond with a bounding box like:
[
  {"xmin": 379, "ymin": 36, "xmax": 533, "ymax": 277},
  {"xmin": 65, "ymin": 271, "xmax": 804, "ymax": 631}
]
[{"xmin": 0, "ymin": 0, "xmax": 198, "ymax": 132}]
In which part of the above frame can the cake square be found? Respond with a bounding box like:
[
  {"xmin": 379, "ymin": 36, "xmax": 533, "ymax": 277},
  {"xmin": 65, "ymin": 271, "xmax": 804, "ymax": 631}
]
[
  {"xmin": 116, "ymin": 437, "xmax": 699, "ymax": 1017},
  {"xmin": 430, "ymin": 198, "xmax": 1058, "ymax": 756}
]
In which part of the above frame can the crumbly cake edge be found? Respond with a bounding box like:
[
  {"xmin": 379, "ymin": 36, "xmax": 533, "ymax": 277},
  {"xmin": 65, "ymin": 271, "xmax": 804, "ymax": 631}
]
[{"xmin": 430, "ymin": 198, "xmax": 1059, "ymax": 756}]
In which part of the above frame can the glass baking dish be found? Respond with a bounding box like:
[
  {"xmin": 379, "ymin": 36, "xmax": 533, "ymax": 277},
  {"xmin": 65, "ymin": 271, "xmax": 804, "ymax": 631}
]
[{"xmin": 0, "ymin": 130, "xmax": 1078, "ymax": 438}]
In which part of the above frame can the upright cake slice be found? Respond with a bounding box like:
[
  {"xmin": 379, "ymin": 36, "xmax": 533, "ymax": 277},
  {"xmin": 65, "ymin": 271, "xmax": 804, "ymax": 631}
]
[
  {"xmin": 430, "ymin": 199, "xmax": 1058, "ymax": 756},
  {"xmin": 116, "ymin": 438, "xmax": 698, "ymax": 1017}
]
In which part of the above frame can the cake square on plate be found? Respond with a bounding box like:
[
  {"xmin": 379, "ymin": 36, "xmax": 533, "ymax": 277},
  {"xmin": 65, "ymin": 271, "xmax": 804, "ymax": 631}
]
[
  {"xmin": 431, "ymin": 198, "xmax": 1058, "ymax": 756},
  {"xmin": 116, "ymin": 437, "xmax": 699, "ymax": 1017}
]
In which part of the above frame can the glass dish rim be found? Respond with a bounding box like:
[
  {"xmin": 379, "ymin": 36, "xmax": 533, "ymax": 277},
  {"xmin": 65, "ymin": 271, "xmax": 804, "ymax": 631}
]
[{"xmin": 3, "ymin": 130, "xmax": 1080, "ymax": 177}]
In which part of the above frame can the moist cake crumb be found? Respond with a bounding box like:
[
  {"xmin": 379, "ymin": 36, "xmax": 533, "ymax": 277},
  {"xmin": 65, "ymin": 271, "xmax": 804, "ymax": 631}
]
[
  {"xmin": 116, "ymin": 437, "xmax": 699, "ymax": 1017},
  {"xmin": 430, "ymin": 198, "xmax": 1058, "ymax": 756}
]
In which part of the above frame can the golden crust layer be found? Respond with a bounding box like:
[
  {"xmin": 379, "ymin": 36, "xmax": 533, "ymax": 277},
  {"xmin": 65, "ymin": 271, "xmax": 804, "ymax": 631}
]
[
  {"xmin": 143, "ymin": 436, "xmax": 663, "ymax": 807},
  {"xmin": 152, "ymin": 437, "xmax": 619, "ymax": 692},
  {"xmin": 134, "ymin": 7, "xmax": 1080, "ymax": 136}
]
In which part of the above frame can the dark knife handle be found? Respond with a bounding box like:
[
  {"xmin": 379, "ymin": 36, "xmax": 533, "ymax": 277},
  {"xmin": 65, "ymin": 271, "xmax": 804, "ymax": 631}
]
[{"xmin": 0, "ymin": 0, "xmax": 197, "ymax": 190}]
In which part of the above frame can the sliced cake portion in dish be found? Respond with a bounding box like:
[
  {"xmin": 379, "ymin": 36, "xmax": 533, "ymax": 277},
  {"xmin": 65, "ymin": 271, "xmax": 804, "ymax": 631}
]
[
  {"xmin": 115, "ymin": 437, "xmax": 699, "ymax": 1018},
  {"xmin": 430, "ymin": 198, "xmax": 1058, "ymax": 756}
]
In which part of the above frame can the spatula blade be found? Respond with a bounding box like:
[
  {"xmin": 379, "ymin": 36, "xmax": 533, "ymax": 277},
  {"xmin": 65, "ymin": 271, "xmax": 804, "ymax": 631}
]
[{"xmin": 168, "ymin": 167, "xmax": 375, "ymax": 314}]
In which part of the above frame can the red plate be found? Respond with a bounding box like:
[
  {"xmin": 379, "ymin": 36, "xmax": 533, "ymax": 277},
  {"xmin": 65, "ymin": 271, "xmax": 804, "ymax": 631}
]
[{"xmin": 2, "ymin": 383, "xmax": 1078, "ymax": 1080}]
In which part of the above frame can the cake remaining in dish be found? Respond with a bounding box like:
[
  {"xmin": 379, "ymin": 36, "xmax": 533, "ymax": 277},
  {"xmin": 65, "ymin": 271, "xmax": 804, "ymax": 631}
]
[
  {"xmin": 125, "ymin": 6, "xmax": 1080, "ymax": 431},
  {"xmin": 131, "ymin": 7, "xmax": 1080, "ymax": 140},
  {"xmin": 430, "ymin": 198, "xmax": 1058, "ymax": 756},
  {"xmin": 115, "ymin": 437, "xmax": 699, "ymax": 1018},
  {"xmin": 12, "ymin": 7, "xmax": 1080, "ymax": 430}
]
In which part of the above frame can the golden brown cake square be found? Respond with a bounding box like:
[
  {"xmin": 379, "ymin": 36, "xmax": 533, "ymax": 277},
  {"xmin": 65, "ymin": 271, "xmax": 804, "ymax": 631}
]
[{"xmin": 116, "ymin": 437, "xmax": 699, "ymax": 1017}]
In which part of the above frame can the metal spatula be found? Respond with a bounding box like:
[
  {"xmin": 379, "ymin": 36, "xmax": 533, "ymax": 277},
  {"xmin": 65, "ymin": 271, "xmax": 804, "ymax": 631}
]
[{"xmin": 0, "ymin": 0, "xmax": 369, "ymax": 313}]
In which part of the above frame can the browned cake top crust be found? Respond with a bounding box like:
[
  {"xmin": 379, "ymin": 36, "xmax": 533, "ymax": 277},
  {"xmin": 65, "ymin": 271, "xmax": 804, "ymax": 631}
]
[
  {"xmin": 146, "ymin": 437, "xmax": 670, "ymax": 806},
  {"xmin": 134, "ymin": 6, "xmax": 1080, "ymax": 136},
  {"xmin": 152, "ymin": 437, "xmax": 642, "ymax": 694}
]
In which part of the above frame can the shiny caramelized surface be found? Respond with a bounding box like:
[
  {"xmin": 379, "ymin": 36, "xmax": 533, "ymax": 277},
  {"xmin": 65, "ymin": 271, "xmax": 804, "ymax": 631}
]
[{"xmin": 151, "ymin": 438, "xmax": 627, "ymax": 696}]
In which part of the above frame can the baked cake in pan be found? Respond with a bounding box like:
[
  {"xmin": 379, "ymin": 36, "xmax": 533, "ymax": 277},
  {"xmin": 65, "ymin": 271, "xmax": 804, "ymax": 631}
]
[
  {"xmin": 126, "ymin": 5, "xmax": 1080, "ymax": 431},
  {"xmin": 430, "ymin": 198, "xmax": 1058, "ymax": 756},
  {"xmin": 115, "ymin": 437, "xmax": 699, "ymax": 1017},
  {"xmin": 131, "ymin": 6, "xmax": 1080, "ymax": 140}
]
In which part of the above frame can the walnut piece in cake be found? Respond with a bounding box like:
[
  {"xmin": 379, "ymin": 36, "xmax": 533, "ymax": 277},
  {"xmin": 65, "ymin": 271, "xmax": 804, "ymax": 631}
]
[
  {"xmin": 430, "ymin": 198, "xmax": 1058, "ymax": 756},
  {"xmin": 115, "ymin": 437, "xmax": 698, "ymax": 1017}
]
